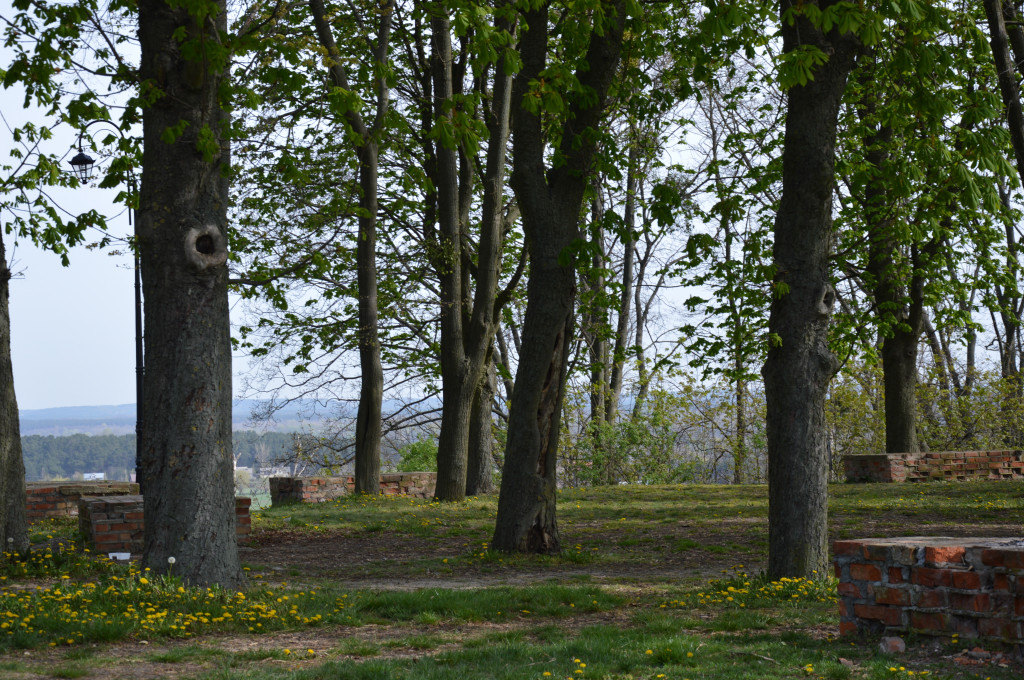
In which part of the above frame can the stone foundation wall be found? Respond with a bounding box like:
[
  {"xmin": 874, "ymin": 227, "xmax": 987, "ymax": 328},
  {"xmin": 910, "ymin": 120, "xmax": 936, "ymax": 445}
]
[
  {"xmin": 26, "ymin": 481, "xmax": 139, "ymax": 520},
  {"xmin": 834, "ymin": 537, "xmax": 1024, "ymax": 643},
  {"xmin": 843, "ymin": 451, "xmax": 1024, "ymax": 483},
  {"xmin": 269, "ymin": 472, "xmax": 436, "ymax": 505},
  {"xmin": 78, "ymin": 495, "xmax": 251, "ymax": 555}
]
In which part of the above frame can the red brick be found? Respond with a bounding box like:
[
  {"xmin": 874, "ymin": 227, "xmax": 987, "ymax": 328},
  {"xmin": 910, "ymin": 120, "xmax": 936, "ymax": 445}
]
[
  {"xmin": 838, "ymin": 582, "xmax": 862, "ymax": 598},
  {"xmin": 910, "ymin": 611, "xmax": 947, "ymax": 631},
  {"xmin": 1005, "ymin": 552, "xmax": 1024, "ymax": 570},
  {"xmin": 1016, "ymin": 597, "xmax": 1024, "ymax": 616},
  {"xmin": 854, "ymin": 604, "xmax": 903, "ymax": 626},
  {"xmin": 839, "ymin": 600, "xmax": 849, "ymax": 617},
  {"xmin": 890, "ymin": 545, "xmax": 918, "ymax": 565},
  {"xmin": 952, "ymin": 571, "xmax": 982, "ymax": 590},
  {"xmin": 863, "ymin": 544, "xmax": 891, "ymax": 561},
  {"xmin": 851, "ymin": 563, "xmax": 883, "ymax": 582},
  {"xmin": 915, "ymin": 589, "xmax": 947, "ymax": 608},
  {"xmin": 978, "ymin": 617, "xmax": 1018, "ymax": 639},
  {"xmin": 925, "ymin": 546, "xmax": 966, "ymax": 566},
  {"xmin": 912, "ymin": 568, "xmax": 954, "ymax": 587},
  {"xmin": 873, "ymin": 586, "xmax": 911, "ymax": 606},
  {"xmin": 839, "ymin": 621, "xmax": 858, "ymax": 636},
  {"xmin": 888, "ymin": 567, "xmax": 906, "ymax": 584},
  {"xmin": 833, "ymin": 541, "xmax": 864, "ymax": 557},
  {"xmin": 950, "ymin": 593, "xmax": 991, "ymax": 613},
  {"xmin": 982, "ymin": 550, "xmax": 1007, "ymax": 568}
]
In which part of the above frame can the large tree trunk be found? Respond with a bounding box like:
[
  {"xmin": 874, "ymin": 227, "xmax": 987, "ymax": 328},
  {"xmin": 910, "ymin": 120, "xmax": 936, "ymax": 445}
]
[
  {"xmin": 763, "ymin": 0, "xmax": 857, "ymax": 580},
  {"xmin": 880, "ymin": 322, "xmax": 921, "ymax": 452},
  {"xmin": 492, "ymin": 0, "xmax": 627, "ymax": 553},
  {"xmin": 431, "ymin": 14, "xmax": 473, "ymax": 500},
  {"xmin": 856, "ymin": 56, "xmax": 924, "ymax": 455},
  {"xmin": 353, "ymin": 148, "xmax": 384, "ymax": 494},
  {"xmin": 985, "ymin": 0, "xmax": 1024, "ymax": 188},
  {"xmin": 466, "ymin": 352, "xmax": 496, "ymax": 495},
  {"xmin": 137, "ymin": 0, "xmax": 241, "ymax": 587},
  {"xmin": 307, "ymin": 0, "xmax": 392, "ymax": 494},
  {"xmin": 493, "ymin": 258, "xmax": 574, "ymax": 552},
  {"xmin": 0, "ymin": 232, "xmax": 28, "ymax": 554}
]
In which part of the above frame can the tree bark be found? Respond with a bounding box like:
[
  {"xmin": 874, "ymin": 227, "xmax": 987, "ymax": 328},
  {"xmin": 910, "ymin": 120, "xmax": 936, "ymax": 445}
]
[
  {"xmin": 137, "ymin": 0, "xmax": 241, "ymax": 587},
  {"xmin": 0, "ymin": 232, "xmax": 28, "ymax": 555},
  {"xmin": 984, "ymin": 0, "xmax": 1024, "ymax": 189},
  {"xmin": 763, "ymin": 0, "xmax": 857, "ymax": 580},
  {"xmin": 466, "ymin": 351, "xmax": 496, "ymax": 495},
  {"xmin": 307, "ymin": 0, "xmax": 393, "ymax": 494},
  {"xmin": 493, "ymin": 0, "xmax": 627, "ymax": 553}
]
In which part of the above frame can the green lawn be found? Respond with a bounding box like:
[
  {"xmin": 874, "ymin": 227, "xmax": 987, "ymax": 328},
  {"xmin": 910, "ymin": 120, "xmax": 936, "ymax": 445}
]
[{"xmin": 1, "ymin": 481, "xmax": 1022, "ymax": 679}]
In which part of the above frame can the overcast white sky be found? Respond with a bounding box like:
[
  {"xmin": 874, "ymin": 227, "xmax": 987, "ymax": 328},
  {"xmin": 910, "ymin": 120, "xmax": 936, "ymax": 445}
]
[{"xmin": 9, "ymin": 226, "xmax": 139, "ymax": 410}]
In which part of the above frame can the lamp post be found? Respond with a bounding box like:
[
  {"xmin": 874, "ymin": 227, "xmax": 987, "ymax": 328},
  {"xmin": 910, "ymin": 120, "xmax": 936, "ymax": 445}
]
[{"xmin": 69, "ymin": 122, "xmax": 144, "ymax": 493}]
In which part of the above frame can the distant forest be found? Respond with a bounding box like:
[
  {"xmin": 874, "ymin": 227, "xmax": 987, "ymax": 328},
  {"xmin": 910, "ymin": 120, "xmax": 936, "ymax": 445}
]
[{"xmin": 21, "ymin": 432, "xmax": 295, "ymax": 481}]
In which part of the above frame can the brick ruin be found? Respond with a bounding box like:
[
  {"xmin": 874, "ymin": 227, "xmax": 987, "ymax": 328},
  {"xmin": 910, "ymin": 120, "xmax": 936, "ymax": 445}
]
[
  {"xmin": 25, "ymin": 481, "xmax": 139, "ymax": 520},
  {"xmin": 834, "ymin": 537, "xmax": 1024, "ymax": 643},
  {"xmin": 269, "ymin": 472, "xmax": 437, "ymax": 505},
  {"xmin": 844, "ymin": 451, "xmax": 1024, "ymax": 483},
  {"xmin": 77, "ymin": 495, "xmax": 251, "ymax": 555}
]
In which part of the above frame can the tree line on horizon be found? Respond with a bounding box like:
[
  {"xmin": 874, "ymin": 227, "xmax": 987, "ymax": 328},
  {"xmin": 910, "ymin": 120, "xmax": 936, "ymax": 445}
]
[{"xmin": 4, "ymin": 0, "xmax": 1024, "ymax": 586}]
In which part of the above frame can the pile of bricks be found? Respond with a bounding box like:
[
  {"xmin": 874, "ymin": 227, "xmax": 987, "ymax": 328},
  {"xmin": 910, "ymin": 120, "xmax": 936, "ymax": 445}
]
[
  {"xmin": 834, "ymin": 537, "xmax": 1024, "ymax": 642},
  {"xmin": 269, "ymin": 472, "xmax": 437, "ymax": 505},
  {"xmin": 843, "ymin": 451, "xmax": 1024, "ymax": 483},
  {"xmin": 78, "ymin": 495, "xmax": 251, "ymax": 555},
  {"xmin": 25, "ymin": 481, "xmax": 139, "ymax": 520}
]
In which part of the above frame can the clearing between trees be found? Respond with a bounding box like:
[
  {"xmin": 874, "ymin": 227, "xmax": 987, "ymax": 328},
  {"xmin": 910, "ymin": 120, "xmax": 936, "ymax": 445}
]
[{"xmin": 2, "ymin": 482, "xmax": 1023, "ymax": 679}]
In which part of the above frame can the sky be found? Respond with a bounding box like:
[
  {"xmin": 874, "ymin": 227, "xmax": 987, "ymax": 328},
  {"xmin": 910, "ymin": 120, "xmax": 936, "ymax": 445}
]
[{"xmin": 8, "ymin": 226, "xmax": 140, "ymax": 410}]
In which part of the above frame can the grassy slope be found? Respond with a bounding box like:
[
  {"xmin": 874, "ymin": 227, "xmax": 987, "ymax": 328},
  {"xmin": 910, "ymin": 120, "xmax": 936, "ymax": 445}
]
[{"xmin": 1, "ymin": 481, "xmax": 1022, "ymax": 679}]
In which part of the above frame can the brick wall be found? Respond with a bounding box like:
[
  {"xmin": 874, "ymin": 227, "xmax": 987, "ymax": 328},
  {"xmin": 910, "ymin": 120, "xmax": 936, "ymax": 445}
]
[
  {"xmin": 26, "ymin": 481, "xmax": 139, "ymax": 520},
  {"xmin": 843, "ymin": 451, "xmax": 1024, "ymax": 483},
  {"xmin": 834, "ymin": 537, "xmax": 1024, "ymax": 642},
  {"xmin": 78, "ymin": 495, "xmax": 251, "ymax": 555},
  {"xmin": 269, "ymin": 472, "xmax": 437, "ymax": 506}
]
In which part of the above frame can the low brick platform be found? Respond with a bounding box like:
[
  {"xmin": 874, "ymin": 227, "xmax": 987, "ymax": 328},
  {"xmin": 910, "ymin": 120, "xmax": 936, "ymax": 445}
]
[
  {"xmin": 26, "ymin": 481, "xmax": 139, "ymax": 520},
  {"xmin": 269, "ymin": 472, "xmax": 436, "ymax": 505},
  {"xmin": 844, "ymin": 451, "xmax": 1024, "ymax": 483},
  {"xmin": 834, "ymin": 537, "xmax": 1024, "ymax": 642},
  {"xmin": 78, "ymin": 495, "xmax": 251, "ymax": 555}
]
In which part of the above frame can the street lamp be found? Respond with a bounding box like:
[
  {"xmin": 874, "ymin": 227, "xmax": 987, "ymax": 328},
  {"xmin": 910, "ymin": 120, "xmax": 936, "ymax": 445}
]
[{"xmin": 69, "ymin": 122, "xmax": 145, "ymax": 494}]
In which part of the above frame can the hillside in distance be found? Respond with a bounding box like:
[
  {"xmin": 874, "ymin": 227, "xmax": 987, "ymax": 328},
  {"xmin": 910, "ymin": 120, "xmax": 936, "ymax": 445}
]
[{"xmin": 18, "ymin": 399, "xmax": 333, "ymax": 436}]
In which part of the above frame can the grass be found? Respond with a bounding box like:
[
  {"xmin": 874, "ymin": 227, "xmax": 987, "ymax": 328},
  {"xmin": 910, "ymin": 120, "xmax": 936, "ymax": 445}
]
[{"xmin": 2, "ymin": 481, "xmax": 1024, "ymax": 679}]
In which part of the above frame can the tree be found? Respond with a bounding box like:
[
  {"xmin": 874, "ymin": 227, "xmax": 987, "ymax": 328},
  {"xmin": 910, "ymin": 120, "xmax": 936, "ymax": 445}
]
[
  {"xmin": 0, "ymin": 233, "xmax": 28, "ymax": 554},
  {"xmin": 429, "ymin": 4, "xmax": 520, "ymax": 502},
  {"xmin": 492, "ymin": 0, "xmax": 630, "ymax": 553},
  {"xmin": 136, "ymin": 0, "xmax": 242, "ymax": 587},
  {"xmin": 831, "ymin": 8, "xmax": 1012, "ymax": 455},
  {"xmin": 762, "ymin": 0, "xmax": 858, "ymax": 580},
  {"xmin": 306, "ymin": 0, "xmax": 394, "ymax": 494}
]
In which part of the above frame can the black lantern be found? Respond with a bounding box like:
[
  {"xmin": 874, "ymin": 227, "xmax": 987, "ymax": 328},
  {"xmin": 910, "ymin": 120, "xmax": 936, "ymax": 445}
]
[{"xmin": 69, "ymin": 150, "xmax": 96, "ymax": 182}]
